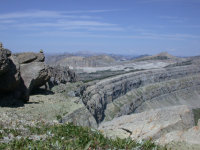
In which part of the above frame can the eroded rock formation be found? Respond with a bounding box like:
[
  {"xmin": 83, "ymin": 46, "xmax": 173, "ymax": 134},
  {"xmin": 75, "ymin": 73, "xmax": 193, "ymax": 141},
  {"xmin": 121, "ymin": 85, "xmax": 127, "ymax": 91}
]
[
  {"xmin": 0, "ymin": 44, "xmax": 50, "ymax": 106},
  {"xmin": 81, "ymin": 64, "xmax": 200, "ymax": 123}
]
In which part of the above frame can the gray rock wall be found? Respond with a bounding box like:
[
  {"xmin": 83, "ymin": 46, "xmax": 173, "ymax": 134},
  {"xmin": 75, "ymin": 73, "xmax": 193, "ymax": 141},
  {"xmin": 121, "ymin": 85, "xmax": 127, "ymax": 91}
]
[
  {"xmin": 82, "ymin": 65, "xmax": 200, "ymax": 123},
  {"xmin": 104, "ymin": 75, "xmax": 200, "ymax": 121}
]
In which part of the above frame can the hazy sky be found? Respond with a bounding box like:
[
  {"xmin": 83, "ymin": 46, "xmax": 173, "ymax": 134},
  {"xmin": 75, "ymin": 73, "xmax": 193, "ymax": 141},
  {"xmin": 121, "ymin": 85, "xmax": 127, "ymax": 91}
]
[{"xmin": 0, "ymin": 0, "xmax": 200, "ymax": 56}]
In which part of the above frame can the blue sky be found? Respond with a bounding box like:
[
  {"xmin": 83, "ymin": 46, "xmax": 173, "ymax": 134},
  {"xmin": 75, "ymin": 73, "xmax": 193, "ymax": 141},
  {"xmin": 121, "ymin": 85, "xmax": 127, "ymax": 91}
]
[{"xmin": 0, "ymin": 0, "xmax": 200, "ymax": 56}]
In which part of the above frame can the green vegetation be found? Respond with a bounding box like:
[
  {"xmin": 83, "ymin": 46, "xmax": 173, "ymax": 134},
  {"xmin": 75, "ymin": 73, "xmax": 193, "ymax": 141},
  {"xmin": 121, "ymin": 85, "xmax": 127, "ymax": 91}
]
[{"xmin": 0, "ymin": 122, "xmax": 164, "ymax": 150}]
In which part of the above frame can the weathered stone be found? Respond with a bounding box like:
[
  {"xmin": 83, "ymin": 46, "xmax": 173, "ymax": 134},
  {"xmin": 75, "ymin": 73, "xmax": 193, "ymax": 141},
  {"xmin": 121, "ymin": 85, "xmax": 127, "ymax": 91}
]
[
  {"xmin": 99, "ymin": 105, "xmax": 198, "ymax": 146},
  {"xmin": 0, "ymin": 55, "xmax": 21, "ymax": 92},
  {"xmin": 0, "ymin": 48, "xmax": 11, "ymax": 75},
  {"xmin": 48, "ymin": 65, "xmax": 77, "ymax": 89},
  {"xmin": 0, "ymin": 43, "xmax": 50, "ymax": 104},
  {"xmin": 20, "ymin": 62, "xmax": 50, "ymax": 99},
  {"xmin": 0, "ymin": 48, "xmax": 27, "ymax": 105},
  {"xmin": 62, "ymin": 106, "xmax": 98, "ymax": 128},
  {"xmin": 15, "ymin": 52, "xmax": 45, "ymax": 64}
]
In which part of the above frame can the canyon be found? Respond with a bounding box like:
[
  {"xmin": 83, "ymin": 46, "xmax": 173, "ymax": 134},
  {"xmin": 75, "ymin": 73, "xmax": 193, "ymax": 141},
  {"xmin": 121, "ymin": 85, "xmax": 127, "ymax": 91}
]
[{"xmin": 1, "ymin": 43, "xmax": 200, "ymax": 149}]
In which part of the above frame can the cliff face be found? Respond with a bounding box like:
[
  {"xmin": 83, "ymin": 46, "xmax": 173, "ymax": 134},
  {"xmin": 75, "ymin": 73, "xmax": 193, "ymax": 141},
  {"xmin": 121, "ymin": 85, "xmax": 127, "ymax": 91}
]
[
  {"xmin": 104, "ymin": 75, "xmax": 200, "ymax": 121},
  {"xmin": 82, "ymin": 64, "xmax": 200, "ymax": 123}
]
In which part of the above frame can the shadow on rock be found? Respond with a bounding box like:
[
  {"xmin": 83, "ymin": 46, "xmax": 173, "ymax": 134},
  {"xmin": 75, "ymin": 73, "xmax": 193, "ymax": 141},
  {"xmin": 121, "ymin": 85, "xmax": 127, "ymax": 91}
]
[{"xmin": 31, "ymin": 88, "xmax": 54, "ymax": 95}]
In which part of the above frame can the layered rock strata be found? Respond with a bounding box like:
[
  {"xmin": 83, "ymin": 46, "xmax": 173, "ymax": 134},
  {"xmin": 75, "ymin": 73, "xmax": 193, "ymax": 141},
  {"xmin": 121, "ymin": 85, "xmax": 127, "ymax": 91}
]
[
  {"xmin": 104, "ymin": 75, "xmax": 200, "ymax": 121},
  {"xmin": 82, "ymin": 65, "xmax": 200, "ymax": 123}
]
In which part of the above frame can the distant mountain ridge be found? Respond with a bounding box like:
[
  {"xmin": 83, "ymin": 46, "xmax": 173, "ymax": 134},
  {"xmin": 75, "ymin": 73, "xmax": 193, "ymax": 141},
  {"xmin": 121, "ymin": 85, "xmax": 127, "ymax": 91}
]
[
  {"xmin": 45, "ymin": 51, "xmax": 176, "ymax": 68},
  {"xmin": 133, "ymin": 52, "xmax": 176, "ymax": 62},
  {"xmin": 45, "ymin": 52, "xmax": 150, "ymax": 67}
]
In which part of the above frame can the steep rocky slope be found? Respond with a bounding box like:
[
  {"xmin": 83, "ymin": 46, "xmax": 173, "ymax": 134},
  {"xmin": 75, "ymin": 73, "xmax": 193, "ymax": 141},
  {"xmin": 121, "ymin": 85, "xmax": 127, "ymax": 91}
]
[
  {"xmin": 104, "ymin": 75, "xmax": 200, "ymax": 121},
  {"xmin": 82, "ymin": 64, "xmax": 200, "ymax": 123}
]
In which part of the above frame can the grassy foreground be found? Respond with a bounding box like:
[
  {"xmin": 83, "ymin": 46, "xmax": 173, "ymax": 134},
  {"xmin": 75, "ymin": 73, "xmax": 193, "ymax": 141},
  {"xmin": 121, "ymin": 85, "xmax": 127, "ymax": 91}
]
[{"xmin": 0, "ymin": 122, "xmax": 165, "ymax": 150}]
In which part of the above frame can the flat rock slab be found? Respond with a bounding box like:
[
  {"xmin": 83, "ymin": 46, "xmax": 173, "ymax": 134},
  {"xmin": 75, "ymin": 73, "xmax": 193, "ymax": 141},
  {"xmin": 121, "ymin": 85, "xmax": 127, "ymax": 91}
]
[
  {"xmin": 15, "ymin": 52, "xmax": 45, "ymax": 64},
  {"xmin": 99, "ymin": 105, "xmax": 200, "ymax": 147}
]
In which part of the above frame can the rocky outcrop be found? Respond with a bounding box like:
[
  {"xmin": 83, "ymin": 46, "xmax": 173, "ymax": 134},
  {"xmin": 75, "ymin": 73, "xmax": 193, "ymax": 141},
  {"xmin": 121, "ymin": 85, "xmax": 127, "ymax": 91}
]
[
  {"xmin": 15, "ymin": 52, "xmax": 45, "ymax": 64},
  {"xmin": 0, "ymin": 43, "xmax": 50, "ymax": 106},
  {"xmin": 15, "ymin": 52, "xmax": 50, "ymax": 99},
  {"xmin": 99, "ymin": 105, "xmax": 200, "ymax": 148},
  {"xmin": 0, "ymin": 46, "xmax": 25, "ymax": 105},
  {"xmin": 82, "ymin": 64, "xmax": 200, "ymax": 123},
  {"xmin": 48, "ymin": 65, "xmax": 77, "ymax": 89}
]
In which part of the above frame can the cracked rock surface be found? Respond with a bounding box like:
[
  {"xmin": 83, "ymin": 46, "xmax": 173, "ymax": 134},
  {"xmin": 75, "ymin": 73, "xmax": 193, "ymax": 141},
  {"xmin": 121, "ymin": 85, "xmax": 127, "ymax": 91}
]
[{"xmin": 99, "ymin": 105, "xmax": 200, "ymax": 149}]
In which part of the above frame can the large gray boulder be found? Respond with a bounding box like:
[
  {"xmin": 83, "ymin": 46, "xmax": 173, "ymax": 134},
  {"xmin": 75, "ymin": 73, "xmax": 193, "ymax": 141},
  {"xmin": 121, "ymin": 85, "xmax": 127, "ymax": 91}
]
[
  {"xmin": 15, "ymin": 52, "xmax": 50, "ymax": 100},
  {"xmin": 20, "ymin": 62, "xmax": 50, "ymax": 99}
]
